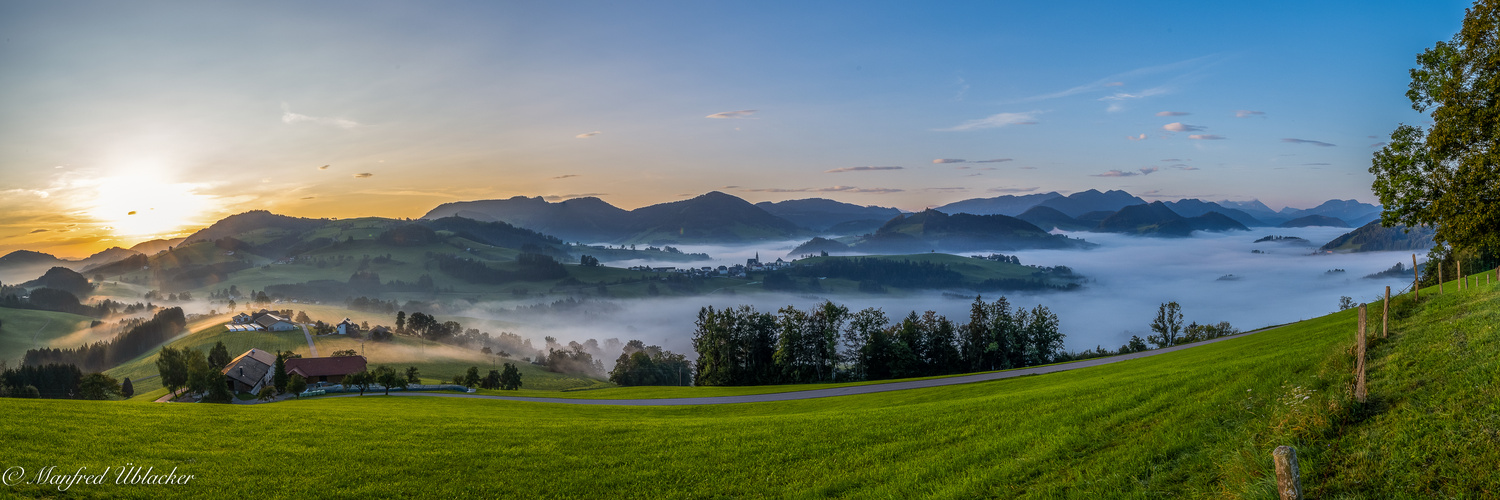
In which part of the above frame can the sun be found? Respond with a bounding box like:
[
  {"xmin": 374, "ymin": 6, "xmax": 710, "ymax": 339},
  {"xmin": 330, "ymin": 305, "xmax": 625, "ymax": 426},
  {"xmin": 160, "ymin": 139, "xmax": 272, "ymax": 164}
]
[{"xmin": 82, "ymin": 175, "xmax": 217, "ymax": 239}]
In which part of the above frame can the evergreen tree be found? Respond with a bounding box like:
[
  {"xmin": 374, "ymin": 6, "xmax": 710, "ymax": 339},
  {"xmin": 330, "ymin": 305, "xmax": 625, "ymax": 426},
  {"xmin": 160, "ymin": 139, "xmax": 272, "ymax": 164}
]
[{"xmin": 273, "ymin": 351, "xmax": 289, "ymax": 393}]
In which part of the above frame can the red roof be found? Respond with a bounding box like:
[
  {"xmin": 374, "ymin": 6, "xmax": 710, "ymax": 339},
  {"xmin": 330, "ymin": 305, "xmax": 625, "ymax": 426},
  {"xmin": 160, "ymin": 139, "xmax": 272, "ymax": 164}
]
[{"xmin": 285, "ymin": 356, "xmax": 367, "ymax": 378}]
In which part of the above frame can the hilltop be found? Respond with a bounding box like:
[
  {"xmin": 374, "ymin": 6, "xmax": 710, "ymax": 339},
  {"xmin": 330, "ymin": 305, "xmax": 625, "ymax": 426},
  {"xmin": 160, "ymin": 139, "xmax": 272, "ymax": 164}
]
[
  {"xmin": 845, "ymin": 209, "xmax": 1089, "ymax": 253},
  {"xmin": 1319, "ymin": 220, "xmax": 1436, "ymax": 253},
  {"xmin": 423, "ymin": 192, "xmax": 807, "ymax": 244}
]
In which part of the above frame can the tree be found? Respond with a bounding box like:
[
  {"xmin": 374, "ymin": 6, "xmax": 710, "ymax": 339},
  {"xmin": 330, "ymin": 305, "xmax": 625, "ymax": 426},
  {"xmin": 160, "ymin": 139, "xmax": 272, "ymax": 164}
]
[
  {"xmin": 374, "ymin": 365, "xmax": 405, "ymax": 395},
  {"xmin": 499, "ymin": 363, "xmax": 523, "ymax": 390},
  {"xmin": 1339, "ymin": 296, "xmax": 1356, "ymax": 311},
  {"xmin": 288, "ymin": 374, "xmax": 308, "ymax": 397},
  {"xmin": 395, "ymin": 311, "xmax": 406, "ymax": 333},
  {"xmin": 120, "ymin": 377, "xmax": 134, "ymax": 398},
  {"xmin": 1370, "ymin": 2, "xmax": 1500, "ymax": 262},
  {"xmin": 462, "ymin": 366, "xmax": 481, "ymax": 389},
  {"xmin": 155, "ymin": 346, "xmax": 189, "ymax": 396},
  {"xmin": 208, "ymin": 341, "xmax": 231, "ymax": 368},
  {"xmin": 78, "ymin": 373, "xmax": 121, "ymax": 400},
  {"xmin": 345, "ymin": 370, "xmax": 370, "ymax": 395},
  {"xmin": 1148, "ymin": 302, "xmax": 1184, "ymax": 349},
  {"xmin": 295, "ymin": 311, "xmax": 312, "ymax": 323},
  {"xmin": 481, "ymin": 369, "xmax": 502, "ymax": 389},
  {"xmin": 273, "ymin": 351, "xmax": 289, "ymax": 393},
  {"xmin": 580, "ymin": 255, "xmax": 600, "ymax": 267},
  {"xmin": 405, "ymin": 366, "xmax": 421, "ymax": 385},
  {"xmin": 257, "ymin": 386, "xmax": 276, "ymax": 401},
  {"xmin": 331, "ymin": 349, "xmax": 358, "ymax": 357}
]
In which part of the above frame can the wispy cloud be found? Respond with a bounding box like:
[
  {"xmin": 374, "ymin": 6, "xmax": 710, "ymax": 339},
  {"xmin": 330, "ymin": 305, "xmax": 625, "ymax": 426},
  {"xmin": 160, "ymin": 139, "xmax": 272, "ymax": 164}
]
[
  {"xmin": 1163, "ymin": 122, "xmax": 1205, "ymax": 132},
  {"xmin": 1301, "ymin": 162, "xmax": 1332, "ymax": 166},
  {"xmin": 1015, "ymin": 55, "xmax": 1214, "ymax": 103},
  {"xmin": 29, "ymin": 228, "xmax": 47, "ymax": 233},
  {"xmin": 353, "ymin": 173, "xmax": 374, "ymax": 178},
  {"xmin": 1099, "ymin": 86, "xmax": 1171, "ymax": 111},
  {"xmin": 706, "ymin": 110, "xmax": 757, "ymax": 119},
  {"xmin": 989, "ymin": 186, "xmax": 1039, "ymax": 193},
  {"xmin": 1156, "ymin": 111, "xmax": 1190, "ymax": 117},
  {"xmin": 938, "ymin": 111, "xmax": 1040, "ymax": 131},
  {"xmin": 1091, "ymin": 170, "xmax": 1139, "ymax": 177},
  {"xmin": 281, "ymin": 103, "xmax": 360, "ymax": 129},
  {"xmin": 1128, "ymin": 133, "xmax": 1147, "ymax": 141},
  {"xmin": 925, "ymin": 187, "xmax": 968, "ymax": 192},
  {"xmin": 575, "ymin": 131, "xmax": 602, "ymax": 138},
  {"xmin": 318, "ymin": 165, "xmax": 330, "ymax": 170},
  {"xmin": 1018, "ymin": 166, "xmax": 1037, "ymax": 170},
  {"xmin": 1161, "ymin": 158, "xmax": 1183, "ymax": 162},
  {"xmin": 1171, "ymin": 165, "xmax": 1200, "ymax": 171},
  {"xmin": 1282, "ymin": 138, "xmax": 1336, "ymax": 147},
  {"xmin": 1139, "ymin": 167, "xmax": 1159, "ymax": 175},
  {"xmin": 933, "ymin": 158, "xmax": 966, "ymax": 164},
  {"xmin": 1189, "ymin": 134, "xmax": 1226, "ymax": 140},
  {"xmin": 973, "ymin": 158, "xmax": 1012, "ymax": 163},
  {"xmin": 826, "ymin": 166, "xmax": 903, "ymax": 173},
  {"xmin": 552, "ymin": 174, "xmax": 581, "ymax": 179},
  {"xmin": 1235, "ymin": 110, "xmax": 1266, "ymax": 118},
  {"xmin": 301, "ymin": 196, "xmax": 316, "ymax": 200},
  {"xmin": 740, "ymin": 186, "xmax": 904, "ymax": 194}
]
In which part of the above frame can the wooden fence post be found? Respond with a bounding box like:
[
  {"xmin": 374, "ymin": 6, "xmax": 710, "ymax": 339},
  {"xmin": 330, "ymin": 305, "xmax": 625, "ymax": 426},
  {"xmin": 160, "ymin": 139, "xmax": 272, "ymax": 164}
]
[
  {"xmin": 1356, "ymin": 304, "xmax": 1368, "ymax": 403},
  {"xmin": 1414, "ymin": 254, "xmax": 1420, "ymax": 300},
  {"xmin": 1383, "ymin": 286, "xmax": 1390, "ymax": 339},
  {"xmin": 1273, "ymin": 446, "xmax": 1303, "ymax": 500}
]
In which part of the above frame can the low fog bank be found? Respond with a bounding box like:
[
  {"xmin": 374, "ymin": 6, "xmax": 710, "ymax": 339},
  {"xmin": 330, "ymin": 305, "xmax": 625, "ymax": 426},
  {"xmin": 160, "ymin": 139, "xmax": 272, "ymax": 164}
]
[{"xmin": 502, "ymin": 228, "xmax": 1421, "ymax": 358}]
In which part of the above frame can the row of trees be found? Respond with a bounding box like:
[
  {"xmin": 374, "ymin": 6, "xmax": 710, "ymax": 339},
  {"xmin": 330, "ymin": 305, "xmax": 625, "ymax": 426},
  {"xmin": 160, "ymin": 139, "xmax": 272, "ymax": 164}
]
[
  {"xmin": 609, "ymin": 340, "xmax": 692, "ymax": 386},
  {"xmin": 23, "ymin": 307, "xmax": 188, "ymax": 372},
  {"xmin": 691, "ymin": 297, "xmax": 1066, "ymax": 386}
]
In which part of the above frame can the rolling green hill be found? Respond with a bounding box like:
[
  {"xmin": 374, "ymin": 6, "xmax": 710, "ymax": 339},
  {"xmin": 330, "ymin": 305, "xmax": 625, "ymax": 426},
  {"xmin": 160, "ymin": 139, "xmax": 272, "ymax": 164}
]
[
  {"xmin": 0, "ymin": 307, "xmax": 93, "ymax": 365},
  {"xmin": 3, "ymin": 272, "xmax": 1497, "ymax": 497}
]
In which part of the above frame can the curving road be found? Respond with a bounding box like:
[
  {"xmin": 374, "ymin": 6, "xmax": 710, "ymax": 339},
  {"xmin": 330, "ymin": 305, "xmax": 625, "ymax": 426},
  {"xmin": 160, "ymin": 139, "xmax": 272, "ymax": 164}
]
[{"xmin": 333, "ymin": 325, "xmax": 1281, "ymax": 406}]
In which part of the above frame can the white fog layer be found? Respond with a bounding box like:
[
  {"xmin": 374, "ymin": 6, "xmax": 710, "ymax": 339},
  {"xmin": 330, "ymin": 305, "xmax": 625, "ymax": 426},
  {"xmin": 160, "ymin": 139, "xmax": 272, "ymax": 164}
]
[{"xmin": 477, "ymin": 227, "xmax": 1419, "ymax": 357}]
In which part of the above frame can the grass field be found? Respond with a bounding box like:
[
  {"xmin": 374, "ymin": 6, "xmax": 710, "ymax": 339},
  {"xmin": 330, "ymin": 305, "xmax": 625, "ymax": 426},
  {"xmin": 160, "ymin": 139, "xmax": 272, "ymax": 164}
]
[
  {"xmin": 3, "ymin": 274, "xmax": 1496, "ymax": 498},
  {"xmin": 0, "ymin": 307, "xmax": 93, "ymax": 366}
]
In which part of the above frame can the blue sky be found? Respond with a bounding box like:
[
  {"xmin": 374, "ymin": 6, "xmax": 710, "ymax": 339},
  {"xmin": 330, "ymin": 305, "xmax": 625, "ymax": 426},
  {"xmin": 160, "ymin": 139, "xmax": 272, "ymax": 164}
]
[{"xmin": 0, "ymin": 0, "xmax": 1472, "ymax": 255}]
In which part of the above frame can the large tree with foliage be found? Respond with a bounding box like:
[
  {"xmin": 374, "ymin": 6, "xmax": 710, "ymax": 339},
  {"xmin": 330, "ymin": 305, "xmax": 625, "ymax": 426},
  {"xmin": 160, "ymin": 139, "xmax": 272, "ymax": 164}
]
[
  {"xmin": 1148, "ymin": 302, "xmax": 1184, "ymax": 349},
  {"xmin": 1370, "ymin": 1, "xmax": 1500, "ymax": 261}
]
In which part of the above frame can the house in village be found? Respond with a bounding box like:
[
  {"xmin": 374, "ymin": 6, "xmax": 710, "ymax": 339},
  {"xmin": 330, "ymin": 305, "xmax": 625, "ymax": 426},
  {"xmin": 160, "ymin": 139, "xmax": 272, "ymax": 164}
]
[
  {"xmin": 286, "ymin": 356, "xmax": 367, "ymax": 385},
  {"xmin": 221, "ymin": 348, "xmax": 276, "ymax": 393},
  {"xmin": 228, "ymin": 309, "xmax": 299, "ymax": 332},
  {"xmin": 335, "ymin": 318, "xmax": 358, "ymax": 335}
]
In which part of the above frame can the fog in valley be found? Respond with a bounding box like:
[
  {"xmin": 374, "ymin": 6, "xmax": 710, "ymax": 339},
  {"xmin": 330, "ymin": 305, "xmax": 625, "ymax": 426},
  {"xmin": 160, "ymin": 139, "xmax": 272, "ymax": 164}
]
[{"xmin": 459, "ymin": 227, "xmax": 1420, "ymax": 359}]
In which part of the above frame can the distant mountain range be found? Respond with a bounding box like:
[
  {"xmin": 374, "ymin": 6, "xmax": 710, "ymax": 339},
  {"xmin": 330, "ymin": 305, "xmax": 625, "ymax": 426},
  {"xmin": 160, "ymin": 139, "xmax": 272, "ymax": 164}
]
[
  {"xmin": 0, "ymin": 246, "xmax": 144, "ymax": 284},
  {"xmin": 754, "ymin": 198, "xmax": 902, "ymax": 232},
  {"xmin": 424, "ymin": 192, "xmax": 809, "ymax": 245}
]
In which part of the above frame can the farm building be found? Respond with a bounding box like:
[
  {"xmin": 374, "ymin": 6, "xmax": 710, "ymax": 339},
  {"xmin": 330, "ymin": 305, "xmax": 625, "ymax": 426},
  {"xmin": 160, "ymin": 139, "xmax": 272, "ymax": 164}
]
[
  {"xmin": 221, "ymin": 348, "xmax": 276, "ymax": 393},
  {"xmin": 285, "ymin": 356, "xmax": 367, "ymax": 385}
]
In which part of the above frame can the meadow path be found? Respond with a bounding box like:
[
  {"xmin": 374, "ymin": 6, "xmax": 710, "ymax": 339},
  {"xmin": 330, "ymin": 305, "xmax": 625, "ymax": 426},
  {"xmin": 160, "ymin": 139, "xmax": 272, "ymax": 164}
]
[
  {"xmin": 337, "ymin": 325, "xmax": 1281, "ymax": 406},
  {"xmin": 299, "ymin": 324, "xmax": 318, "ymax": 357}
]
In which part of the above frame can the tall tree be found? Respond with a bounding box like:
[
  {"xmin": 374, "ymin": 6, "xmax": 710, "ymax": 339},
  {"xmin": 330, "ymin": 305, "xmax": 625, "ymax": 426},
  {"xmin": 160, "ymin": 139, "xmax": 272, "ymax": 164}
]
[
  {"xmin": 1148, "ymin": 302, "xmax": 1184, "ymax": 348},
  {"xmin": 78, "ymin": 373, "xmax": 121, "ymax": 400},
  {"xmin": 273, "ymin": 351, "xmax": 289, "ymax": 393},
  {"xmin": 1370, "ymin": 1, "xmax": 1500, "ymax": 261},
  {"xmin": 207, "ymin": 341, "xmax": 231, "ymax": 368},
  {"xmin": 155, "ymin": 346, "xmax": 188, "ymax": 396}
]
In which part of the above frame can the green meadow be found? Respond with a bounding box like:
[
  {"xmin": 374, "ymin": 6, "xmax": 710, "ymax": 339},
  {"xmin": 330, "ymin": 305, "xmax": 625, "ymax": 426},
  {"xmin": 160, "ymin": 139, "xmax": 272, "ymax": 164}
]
[
  {"xmin": 0, "ymin": 307, "xmax": 93, "ymax": 366},
  {"xmin": 3, "ymin": 275, "xmax": 1496, "ymax": 497}
]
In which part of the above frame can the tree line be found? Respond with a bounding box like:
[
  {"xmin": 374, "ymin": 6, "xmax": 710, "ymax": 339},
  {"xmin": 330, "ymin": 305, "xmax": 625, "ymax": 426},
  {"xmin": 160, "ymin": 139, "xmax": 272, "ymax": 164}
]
[
  {"xmin": 433, "ymin": 252, "xmax": 569, "ymax": 285},
  {"xmin": 691, "ymin": 297, "xmax": 1065, "ymax": 386},
  {"xmin": 23, "ymin": 307, "xmax": 187, "ymax": 372}
]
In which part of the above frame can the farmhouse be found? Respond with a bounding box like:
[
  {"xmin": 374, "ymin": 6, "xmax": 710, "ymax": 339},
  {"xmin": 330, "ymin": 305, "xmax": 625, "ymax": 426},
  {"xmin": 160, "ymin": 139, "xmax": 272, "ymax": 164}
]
[
  {"xmin": 255, "ymin": 313, "xmax": 298, "ymax": 332},
  {"xmin": 221, "ymin": 348, "xmax": 276, "ymax": 393},
  {"xmin": 335, "ymin": 318, "xmax": 358, "ymax": 335},
  {"xmin": 285, "ymin": 355, "xmax": 367, "ymax": 385}
]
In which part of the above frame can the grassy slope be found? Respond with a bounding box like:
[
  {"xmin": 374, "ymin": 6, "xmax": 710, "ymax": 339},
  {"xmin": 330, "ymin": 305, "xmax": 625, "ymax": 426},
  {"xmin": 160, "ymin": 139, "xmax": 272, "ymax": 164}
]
[
  {"xmin": 0, "ymin": 307, "xmax": 93, "ymax": 366},
  {"xmin": 9, "ymin": 272, "xmax": 1493, "ymax": 497}
]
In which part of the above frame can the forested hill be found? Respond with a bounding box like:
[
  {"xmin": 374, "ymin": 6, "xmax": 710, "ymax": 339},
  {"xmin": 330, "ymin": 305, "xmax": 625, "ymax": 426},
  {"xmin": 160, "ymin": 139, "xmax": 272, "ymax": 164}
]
[
  {"xmin": 1320, "ymin": 220, "xmax": 1436, "ymax": 253},
  {"xmin": 847, "ymin": 210, "xmax": 1089, "ymax": 253}
]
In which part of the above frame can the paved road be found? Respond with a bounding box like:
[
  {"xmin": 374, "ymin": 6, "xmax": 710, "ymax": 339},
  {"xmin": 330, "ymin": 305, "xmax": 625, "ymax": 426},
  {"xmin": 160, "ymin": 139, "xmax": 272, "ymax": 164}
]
[
  {"xmin": 299, "ymin": 324, "xmax": 318, "ymax": 357},
  {"xmin": 334, "ymin": 325, "xmax": 1281, "ymax": 406}
]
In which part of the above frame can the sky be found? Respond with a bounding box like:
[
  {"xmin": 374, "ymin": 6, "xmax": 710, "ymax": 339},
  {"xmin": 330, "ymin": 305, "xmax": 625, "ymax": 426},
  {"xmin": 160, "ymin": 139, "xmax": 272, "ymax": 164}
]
[{"xmin": 0, "ymin": 0, "xmax": 1473, "ymax": 257}]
